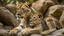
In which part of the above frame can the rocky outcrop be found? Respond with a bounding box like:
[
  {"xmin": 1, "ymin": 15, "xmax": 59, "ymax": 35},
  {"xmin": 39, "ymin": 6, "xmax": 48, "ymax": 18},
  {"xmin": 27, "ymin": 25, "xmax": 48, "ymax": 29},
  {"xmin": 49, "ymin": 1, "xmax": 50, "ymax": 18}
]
[
  {"xmin": 45, "ymin": 5, "xmax": 64, "ymax": 20},
  {"xmin": 32, "ymin": 0, "xmax": 55, "ymax": 14},
  {"xmin": 5, "ymin": 4, "xmax": 17, "ymax": 15},
  {"xmin": 0, "ymin": 23, "xmax": 10, "ymax": 36},
  {"xmin": 0, "ymin": 29, "xmax": 9, "ymax": 36},
  {"xmin": 61, "ymin": 0, "xmax": 64, "ymax": 5},
  {"xmin": 47, "ymin": 28, "xmax": 64, "ymax": 36},
  {"xmin": 0, "ymin": 7, "xmax": 19, "ymax": 27},
  {"xmin": 57, "ymin": 0, "xmax": 64, "ymax": 5},
  {"xmin": 59, "ymin": 11, "xmax": 64, "ymax": 27}
]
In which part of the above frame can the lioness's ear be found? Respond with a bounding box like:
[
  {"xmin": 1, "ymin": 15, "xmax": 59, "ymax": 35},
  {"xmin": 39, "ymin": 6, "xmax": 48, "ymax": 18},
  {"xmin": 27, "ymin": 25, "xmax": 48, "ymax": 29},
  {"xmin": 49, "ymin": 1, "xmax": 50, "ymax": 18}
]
[{"xmin": 25, "ymin": 9, "xmax": 31, "ymax": 16}]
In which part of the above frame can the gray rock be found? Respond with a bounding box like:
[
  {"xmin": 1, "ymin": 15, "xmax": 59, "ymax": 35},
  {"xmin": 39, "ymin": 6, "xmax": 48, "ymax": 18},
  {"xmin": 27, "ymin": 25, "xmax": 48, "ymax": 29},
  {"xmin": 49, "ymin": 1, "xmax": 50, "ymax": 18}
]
[
  {"xmin": 46, "ymin": 28, "xmax": 64, "ymax": 36},
  {"xmin": 51, "ymin": 28, "xmax": 64, "ymax": 36},
  {"xmin": 30, "ymin": 34, "xmax": 42, "ymax": 36},
  {"xmin": 0, "ymin": 29, "xmax": 9, "ymax": 36}
]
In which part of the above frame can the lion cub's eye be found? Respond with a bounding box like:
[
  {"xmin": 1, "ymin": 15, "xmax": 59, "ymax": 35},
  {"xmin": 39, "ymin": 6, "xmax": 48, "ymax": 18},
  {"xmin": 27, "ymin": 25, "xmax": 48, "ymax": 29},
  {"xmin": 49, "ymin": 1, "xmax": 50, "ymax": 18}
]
[
  {"xmin": 22, "ymin": 8, "xmax": 24, "ymax": 10},
  {"xmin": 34, "ymin": 17, "xmax": 35, "ymax": 18},
  {"xmin": 39, "ymin": 15, "xmax": 41, "ymax": 18},
  {"xmin": 18, "ymin": 15, "xmax": 24, "ymax": 19}
]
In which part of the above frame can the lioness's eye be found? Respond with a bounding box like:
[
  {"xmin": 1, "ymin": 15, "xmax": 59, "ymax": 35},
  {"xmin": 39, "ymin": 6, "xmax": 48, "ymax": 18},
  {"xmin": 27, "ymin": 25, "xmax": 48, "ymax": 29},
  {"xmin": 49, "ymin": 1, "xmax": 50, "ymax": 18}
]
[
  {"xmin": 17, "ymin": 14, "xmax": 20, "ymax": 15},
  {"xmin": 20, "ymin": 16, "xmax": 24, "ymax": 18}
]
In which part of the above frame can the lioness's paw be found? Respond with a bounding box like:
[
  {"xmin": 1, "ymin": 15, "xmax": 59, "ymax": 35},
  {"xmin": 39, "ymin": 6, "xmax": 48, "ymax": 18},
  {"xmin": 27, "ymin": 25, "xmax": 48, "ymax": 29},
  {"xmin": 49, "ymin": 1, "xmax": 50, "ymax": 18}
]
[{"xmin": 9, "ymin": 28, "xmax": 18, "ymax": 36}]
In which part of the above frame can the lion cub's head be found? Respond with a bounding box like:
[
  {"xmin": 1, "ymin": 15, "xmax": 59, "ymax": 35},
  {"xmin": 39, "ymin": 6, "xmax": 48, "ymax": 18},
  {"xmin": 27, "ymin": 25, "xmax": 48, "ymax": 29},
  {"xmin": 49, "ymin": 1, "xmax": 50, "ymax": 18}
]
[{"xmin": 29, "ymin": 13, "xmax": 42, "ymax": 27}]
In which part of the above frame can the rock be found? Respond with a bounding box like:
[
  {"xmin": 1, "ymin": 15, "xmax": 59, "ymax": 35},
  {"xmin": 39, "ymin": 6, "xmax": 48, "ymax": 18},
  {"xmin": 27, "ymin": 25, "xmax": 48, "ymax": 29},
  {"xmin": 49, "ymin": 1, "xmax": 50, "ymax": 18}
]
[
  {"xmin": 46, "ymin": 28, "xmax": 64, "ymax": 36},
  {"xmin": 0, "ymin": 22, "xmax": 4, "ymax": 29},
  {"xmin": 0, "ymin": 29, "xmax": 9, "ymax": 36},
  {"xmin": 51, "ymin": 0, "xmax": 59, "ymax": 4},
  {"xmin": 57, "ymin": 0, "xmax": 64, "ymax": 5},
  {"xmin": 45, "ymin": 5, "xmax": 64, "ymax": 20},
  {"xmin": 5, "ymin": 4, "xmax": 17, "ymax": 15},
  {"xmin": 47, "ymin": 35, "xmax": 64, "ymax": 36},
  {"xmin": 0, "ymin": 7, "xmax": 19, "ymax": 27},
  {"xmin": 50, "ymin": 28, "xmax": 64, "ymax": 36},
  {"xmin": 61, "ymin": 0, "xmax": 64, "ymax": 5},
  {"xmin": 30, "ymin": 34, "xmax": 42, "ymax": 36},
  {"xmin": 59, "ymin": 11, "xmax": 64, "ymax": 27},
  {"xmin": 32, "ymin": 0, "xmax": 55, "ymax": 14},
  {"xmin": 0, "ymin": 22, "xmax": 4, "ymax": 27},
  {"xmin": 4, "ymin": 26, "xmax": 13, "ymax": 31}
]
